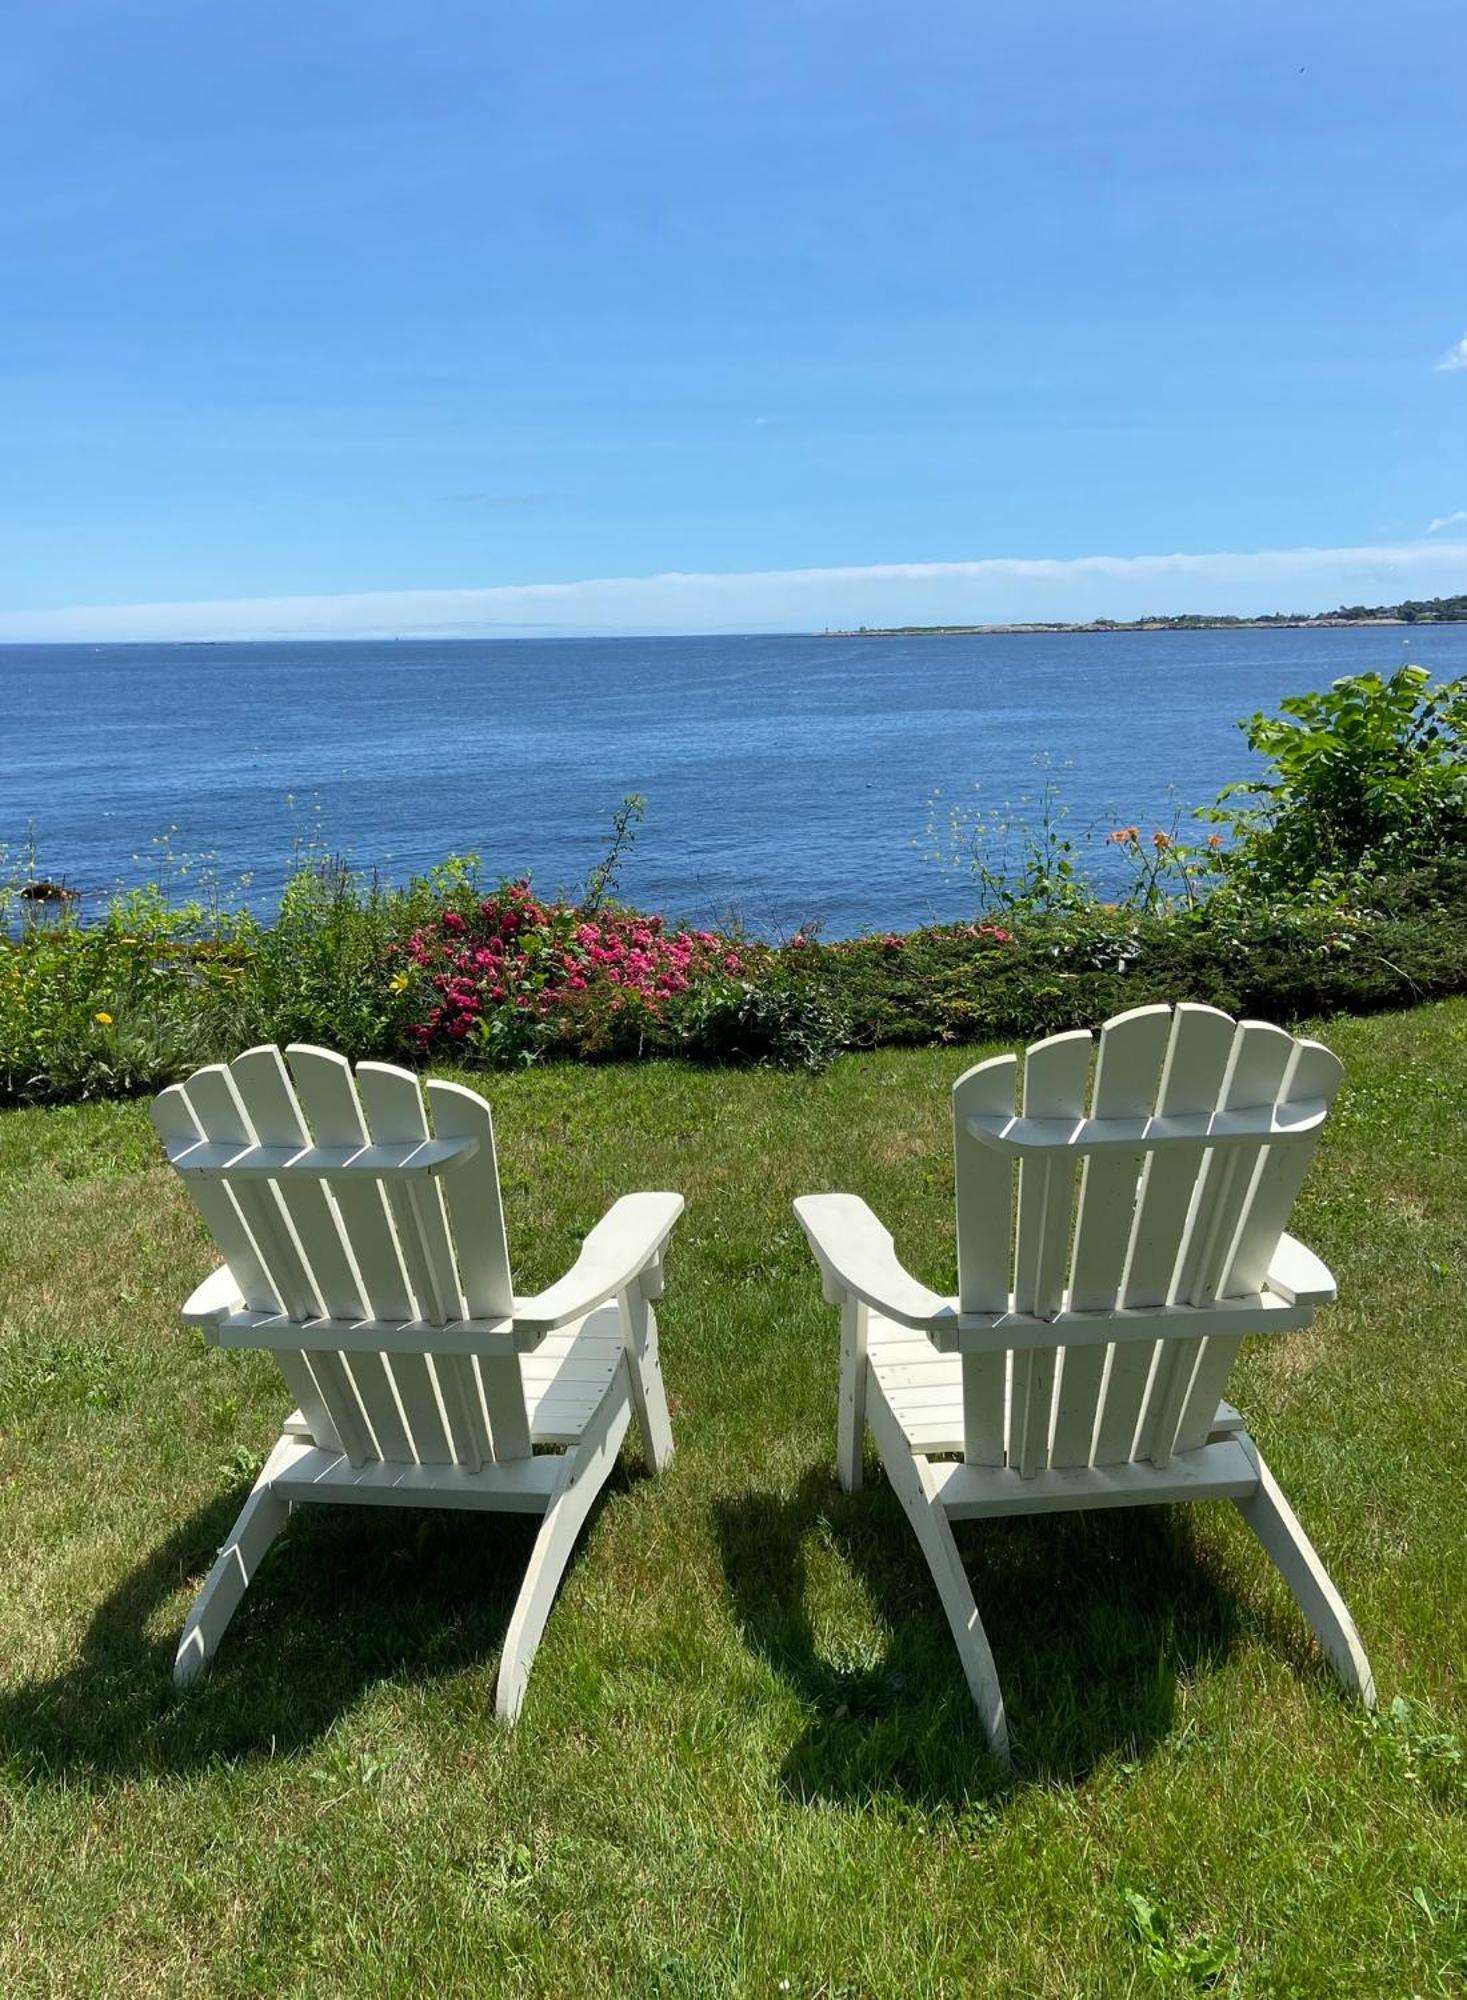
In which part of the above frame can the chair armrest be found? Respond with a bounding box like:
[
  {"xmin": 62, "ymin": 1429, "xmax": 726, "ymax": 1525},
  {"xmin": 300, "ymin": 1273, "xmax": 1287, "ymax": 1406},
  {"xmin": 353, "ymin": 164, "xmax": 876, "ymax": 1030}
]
[
  {"xmin": 1264, "ymin": 1232, "xmax": 1336, "ymax": 1307},
  {"xmin": 512, "ymin": 1192, "xmax": 685, "ymax": 1336},
  {"xmin": 182, "ymin": 1263, "xmax": 245, "ymax": 1329},
  {"xmin": 793, "ymin": 1193, "xmax": 959, "ymax": 1334}
]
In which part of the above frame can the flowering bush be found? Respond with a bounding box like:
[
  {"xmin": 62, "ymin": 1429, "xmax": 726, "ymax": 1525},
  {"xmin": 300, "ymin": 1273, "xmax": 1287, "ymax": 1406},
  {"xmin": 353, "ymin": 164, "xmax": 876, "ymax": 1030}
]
[{"xmin": 398, "ymin": 881, "xmax": 743, "ymax": 1062}]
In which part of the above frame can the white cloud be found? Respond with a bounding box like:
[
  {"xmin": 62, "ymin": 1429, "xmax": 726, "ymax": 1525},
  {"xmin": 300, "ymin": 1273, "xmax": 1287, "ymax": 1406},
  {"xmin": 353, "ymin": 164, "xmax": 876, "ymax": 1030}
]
[
  {"xmin": 1436, "ymin": 335, "xmax": 1467, "ymax": 372},
  {"xmin": 2, "ymin": 539, "xmax": 1467, "ymax": 643},
  {"xmin": 1426, "ymin": 509, "xmax": 1467, "ymax": 534}
]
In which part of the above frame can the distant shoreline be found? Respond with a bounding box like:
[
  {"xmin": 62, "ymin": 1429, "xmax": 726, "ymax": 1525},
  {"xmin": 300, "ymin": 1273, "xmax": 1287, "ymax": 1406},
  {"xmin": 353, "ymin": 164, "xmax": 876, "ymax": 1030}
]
[{"xmin": 823, "ymin": 616, "xmax": 1467, "ymax": 638}]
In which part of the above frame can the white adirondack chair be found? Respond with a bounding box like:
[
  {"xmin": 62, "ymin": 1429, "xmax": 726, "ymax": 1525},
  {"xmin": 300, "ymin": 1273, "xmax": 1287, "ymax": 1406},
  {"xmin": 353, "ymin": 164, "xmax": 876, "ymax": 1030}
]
[
  {"xmin": 153, "ymin": 1045, "xmax": 682, "ymax": 1722},
  {"xmin": 794, "ymin": 1002, "xmax": 1374, "ymax": 1766}
]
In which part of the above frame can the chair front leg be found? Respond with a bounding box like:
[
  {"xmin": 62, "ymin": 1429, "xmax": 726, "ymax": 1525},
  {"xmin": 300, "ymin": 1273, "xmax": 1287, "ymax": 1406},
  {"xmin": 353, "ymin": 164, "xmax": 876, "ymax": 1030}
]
[
  {"xmin": 617, "ymin": 1275, "xmax": 675, "ymax": 1474},
  {"xmin": 836, "ymin": 1294, "xmax": 869, "ymax": 1493}
]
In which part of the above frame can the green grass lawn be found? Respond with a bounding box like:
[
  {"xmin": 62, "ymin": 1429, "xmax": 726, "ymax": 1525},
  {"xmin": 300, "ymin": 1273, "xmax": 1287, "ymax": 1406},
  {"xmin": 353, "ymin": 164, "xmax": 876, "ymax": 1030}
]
[{"xmin": 1, "ymin": 1002, "xmax": 1464, "ymax": 1997}]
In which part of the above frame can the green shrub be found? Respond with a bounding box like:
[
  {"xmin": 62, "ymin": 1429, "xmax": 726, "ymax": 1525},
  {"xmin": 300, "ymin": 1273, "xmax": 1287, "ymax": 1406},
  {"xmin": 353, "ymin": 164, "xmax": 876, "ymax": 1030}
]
[
  {"xmin": 671, "ymin": 975, "xmax": 847, "ymax": 1072},
  {"xmin": 1207, "ymin": 664, "xmax": 1467, "ymax": 897}
]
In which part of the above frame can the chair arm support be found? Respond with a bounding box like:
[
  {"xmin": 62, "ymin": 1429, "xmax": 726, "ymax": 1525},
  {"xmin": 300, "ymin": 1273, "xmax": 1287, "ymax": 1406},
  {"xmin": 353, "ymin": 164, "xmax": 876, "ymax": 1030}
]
[
  {"xmin": 793, "ymin": 1193, "xmax": 959, "ymax": 1334},
  {"xmin": 182, "ymin": 1263, "xmax": 246, "ymax": 1329},
  {"xmin": 1264, "ymin": 1232, "xmax": 1336, "ymax": 1307},
  {"xmin": 512, "ymin": 1192, "xmax": 685, "ymax": 1337}
]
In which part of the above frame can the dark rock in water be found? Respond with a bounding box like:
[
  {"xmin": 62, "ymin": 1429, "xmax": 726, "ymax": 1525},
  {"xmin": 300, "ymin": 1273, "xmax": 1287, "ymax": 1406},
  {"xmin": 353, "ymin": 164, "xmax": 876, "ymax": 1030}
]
[{"xmin": 19, "ymin": 879, "xmax": 78, "ymax": 904}]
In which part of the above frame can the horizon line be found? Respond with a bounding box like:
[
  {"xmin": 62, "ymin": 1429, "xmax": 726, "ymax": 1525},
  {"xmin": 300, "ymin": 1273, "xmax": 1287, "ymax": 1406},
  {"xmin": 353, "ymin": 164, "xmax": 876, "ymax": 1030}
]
[{"xmin": 1, "ymin": 537, "xmax": 1465, "ymax": 644}]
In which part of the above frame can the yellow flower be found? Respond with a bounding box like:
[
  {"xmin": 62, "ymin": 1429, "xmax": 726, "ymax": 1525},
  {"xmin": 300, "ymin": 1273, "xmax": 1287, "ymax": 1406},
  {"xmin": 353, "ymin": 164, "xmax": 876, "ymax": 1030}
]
[
  {"xmin": 388, "ymin": 972, "xmax": 410, "ymax": 994},
  {"xmin": 94, "ymin": 1010, "xmax": 114, "ymax": 1025}
]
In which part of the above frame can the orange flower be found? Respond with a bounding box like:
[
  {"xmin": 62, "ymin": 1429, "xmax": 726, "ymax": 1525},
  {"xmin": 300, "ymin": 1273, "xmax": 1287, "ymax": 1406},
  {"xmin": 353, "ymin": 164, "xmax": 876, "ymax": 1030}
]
[
  {"xmin": 1151, "ymin": 830, "xmax": 1171, "ymax": 850},
  {"xmin": 1107, "ymin": 825, "xmax": 1140, "ymax": 845},
  {"xmin": 1207, "ymin": 833, "xmax": 1224, "ymax": 849}
]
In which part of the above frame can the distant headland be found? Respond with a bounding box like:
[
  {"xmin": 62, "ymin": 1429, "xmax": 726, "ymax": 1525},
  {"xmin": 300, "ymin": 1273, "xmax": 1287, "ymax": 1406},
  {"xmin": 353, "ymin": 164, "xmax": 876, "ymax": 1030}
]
[{"xmin": 824, "ymin": 592, "xmax": 1467, "ymax": 638}]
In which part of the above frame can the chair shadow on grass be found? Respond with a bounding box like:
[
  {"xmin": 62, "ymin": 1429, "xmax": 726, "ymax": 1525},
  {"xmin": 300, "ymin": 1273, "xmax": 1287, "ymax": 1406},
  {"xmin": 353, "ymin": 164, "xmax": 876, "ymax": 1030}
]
[
  {"xmin": 0, "ymin": 1468, "xmax": 631, "ymax": 1787},
  {"xmin": 715, "ymin": 1465, "xmax": 1271, "ymax": 1806}
]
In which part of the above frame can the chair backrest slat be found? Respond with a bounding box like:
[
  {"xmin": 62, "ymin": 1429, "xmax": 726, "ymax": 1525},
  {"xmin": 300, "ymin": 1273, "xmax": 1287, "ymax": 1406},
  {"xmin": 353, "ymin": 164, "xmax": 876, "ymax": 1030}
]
[
  {"xmin": 426, "ymin": 1079, "xmax": 529, "ymax": 1461},
  {"xmin": 152, "ymin": 1084, "xmax": 276, "ymax": 1311},
  {"xmin": 949, "ymin": 1005, "xmax": 1337, "ymax": 1477},
  {"xmin": 1050, "ymin": 1004, "xmax": 1172, "ymax": 1469},
  {"xmin": 183, "ymin": 1065, "xmax": 322, "ymax": 1322},
  {"xmin": 1137, "ymin": 1020, "xmax": 1293, "ymax": 1466},
  {"xmin": 1224, "ymin": 1038, "xmax": 1345, "ymax": 1296},
  {"xmin": 1164, "ymin": 1036, "xmax": 1346, "ymax": 1461},
  {"xmin": 285, "ymin": 1045, "xmax": 416, "ymax": 1322},
  {"xmin": 229, "ymin": 1047, "xmax": 366, "ymax": 1321},
  {"xmin": 426, "ymin": 1080, "xmax": 515, "ymax": 1317},
  {"xmin": 953, "ymin": 1055, "xmax": 1018, "ymax": 1313},
  {"xmin": 1121, "ymin": 1005, "xmax": 1236, "ymax": 1308},
  {"xmin": 1010, "ymin": 1032, "xmax": 1090, "ymax": 1474},
  {"xmin": 355, "ymin": 1064, "xmax": 464, "ymax": 1326},
  {"xmin": 1088, "ymin": 1007, "xmax": 1236, "ymax": 1466},
  {"xmin": 953, "ymin": 1054, "xmax": 1017, "ymax": 1468},
  {"xmin": 159, "ymin": 1051, "xmax": 532, "ymax": 1472}
]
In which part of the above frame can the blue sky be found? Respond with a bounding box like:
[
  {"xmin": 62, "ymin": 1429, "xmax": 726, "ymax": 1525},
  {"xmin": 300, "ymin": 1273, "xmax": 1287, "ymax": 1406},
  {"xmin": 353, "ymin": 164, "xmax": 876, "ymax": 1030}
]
[{"xmin": 2, "ymin": 0, "xmax": 1465, "ymax": 638}]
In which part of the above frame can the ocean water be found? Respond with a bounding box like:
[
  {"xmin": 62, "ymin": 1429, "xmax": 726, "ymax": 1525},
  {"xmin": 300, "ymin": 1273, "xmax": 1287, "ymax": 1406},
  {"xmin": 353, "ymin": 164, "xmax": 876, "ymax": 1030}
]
[{"xmin": 6, "ymin": 626, "xmax": 1465, "ymax": 938}]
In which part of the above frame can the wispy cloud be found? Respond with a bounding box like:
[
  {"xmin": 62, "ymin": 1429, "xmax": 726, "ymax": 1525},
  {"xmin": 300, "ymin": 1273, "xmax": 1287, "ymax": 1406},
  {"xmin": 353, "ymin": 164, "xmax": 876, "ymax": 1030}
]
[
  {"xmin": 4, "ymin": 539, "xmax": 1467, "ymax": 644},
  {"xmin": 1435, "ymin": 334, "xmax": 1467, "ymax": 372},
  {"xmin": 445, "ymin": 491, "xmax": 550, "ymax": 508},
  {"xmin": 1426, "ymin": 509, "xmax": 1467, "ymax": 534}
]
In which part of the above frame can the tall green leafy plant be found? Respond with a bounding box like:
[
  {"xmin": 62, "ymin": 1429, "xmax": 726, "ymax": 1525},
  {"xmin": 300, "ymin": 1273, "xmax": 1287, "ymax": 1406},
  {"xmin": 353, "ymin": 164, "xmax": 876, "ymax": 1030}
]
[{"xmin": 1205, "ymin": 665, "xmax": 1467, "ymax": 897}]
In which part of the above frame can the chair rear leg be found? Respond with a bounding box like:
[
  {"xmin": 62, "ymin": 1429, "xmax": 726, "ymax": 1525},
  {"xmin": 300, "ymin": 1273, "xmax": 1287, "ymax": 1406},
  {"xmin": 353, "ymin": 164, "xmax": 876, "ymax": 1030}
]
[
  {"xmin": 836, "ymin": 1295, "xmax": 869, "ymax": 1494},
  {"xmin": 495, "ymin": 1378, "xmax": 633, "ymax": 1724},
  {"xmin": 618, "ymin": 1284, "xmax": 675, "ymax": 1474},
  {"xmin": 867, "ymin": 1382, "xmax": 1012, "ymax": 1766},
  {"xmin": 1233, "ymin": 1435, "xmax": 1376, "ymax": 1707},
  {"xmin": 174, "ymin": 1434, "xmax": 296, "ymax": 1687}
]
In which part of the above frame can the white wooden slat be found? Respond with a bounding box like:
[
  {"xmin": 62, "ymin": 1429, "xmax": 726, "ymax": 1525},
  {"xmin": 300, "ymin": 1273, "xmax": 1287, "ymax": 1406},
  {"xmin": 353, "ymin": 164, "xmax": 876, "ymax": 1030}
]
[
  {"xmin": 285, "ymin": 1046, "xmax": 415, "ymax": 1323},
  {"xmin": 425, "ymin": 1081, "xmax": 515, "ymax": 1317},
  {"xmin": 340, "ymin": 1351, "xmax": 416, "ymax": 1462},
  {"xmin": 182, "ymin": 1065, "xmax": 320, "ymax": 1323},
  {"xmin": 1172, "ymin": 1037, "xmax": 1344, "ymax": 1455},
  {"xmin": 426, "ymin": 1077, "xmax": 528, "ymax": 1459},
  {"xmin": 229, "ymin": 1047, "xmax": 365, "ymax": 1321},
  {"xmin": 356, "ymin": 1063, "xmax": 464, "ymax": 1327},
  {"xmin": 953, "ymin": 1054, "xmax": 1017, "ymax": 1466},
  {"xmin": 961, "ymin": 1340, "xmax": 1005, "ymax": 1467},
  {"xmin": 386, "ymin": 1352, "xmax": 457, "ymax": 1465},
  {"xmin": 930, "ymin": 1436, "xmax": 1260, "ymax": 1518},
  {"xmin": 1176, "ymin": 1021, "xmax": 1293, "ymax": 1307},
  {"xmin": 165, "ymin": 1136, "xmax": 477, "ymax": 1179},
  {"xmin": 148, "ymin": 1116, "xmax": 334, "ymax": 1453},
  {"xmin": 1141, "ymin": 1335, "xmax": 1206, "ymax": 1467},
  {"xmin": 1225, "ymin": 1040, "xmax": 1345, "ymax": 1295},
  {"xmin": 305, "ymin": 1349, "xmax": 375, "ymax": 1467},
  {"xmin": 1068, "ymin": 1006, "xmax": 1172, "ymax": 1310},
  {"xmin": 952, "ymin": 1054, "xmax": 1018, "ymax": 1311},
  {"xmin": 1093, "ymin": 1007, "xmax": 1235, "ymax": 1466},
  {"xmin": 963, "ymin": 1099, "xmax": 1330, "ymax": 1156},
  {"xmin": 1015, "ymin": 1348, "xmax": 1058, "ymax": 1477},
  {"xmin": 1053, "ymin": 1005, "xmax": 1172, "ymax": 1468},
  {"xmin": 187, "ymin": 1055, "xmax": 368, "ymax": 1457},
  {"xmin": 1171, "ymin": 1333, "xmax": 1243, "ymax": 1456},
  {"xmin": 1011, "ymin": 1031, "xmax": 1090, "ymax": 1472},
  {"xmin": 1140, "ymin": 1020, "xmax": 1293, "ymax": 1466},
  {"xmin": 273, "ymin": 1349, "xmax": 345, "ymax": 1454},
  {"xmin": 1123, "ymin": 1006, "xmax": 1238, "ymax": 1307},
  {"xmin": 152, "ymin": 1085, "xmax": 277, "ymax": 1312},
  {"xmin": 1013, "ymin": 1031, "xmax": 1091, "ymax": 1319},
  {"xmin": 436, "ymin": 1354, "xmax": 493, "ymax": 1471},
  {"xmin": 1048, "ymin": 1347, "xmax": 1101, "ymax": 1471}
]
